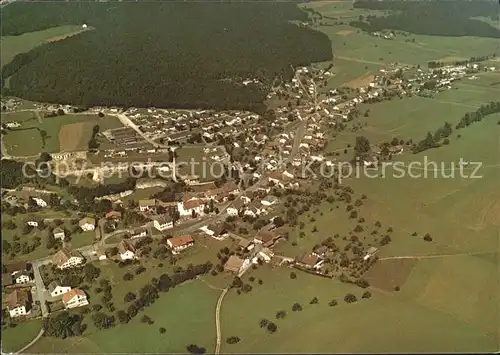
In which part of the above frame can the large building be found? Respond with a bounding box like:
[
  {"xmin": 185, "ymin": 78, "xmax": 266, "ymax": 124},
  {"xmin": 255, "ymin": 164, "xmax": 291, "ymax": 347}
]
[{"xmin": 52, "ymin": 248, "xmax": 85, "ymax": 269}]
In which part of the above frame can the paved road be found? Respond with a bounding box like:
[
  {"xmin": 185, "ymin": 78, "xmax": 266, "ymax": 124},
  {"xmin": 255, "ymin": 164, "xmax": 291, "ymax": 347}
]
[
  {"xmin": 115, "ymin": 113, "xmax": 165, "ymax": 148},
  {"xmin": 31, "ymin": 259, "xmax": 52, "ymax": 318},
  {"xmin": 214, "ymin": 288, "xmax": 229, "ymax": 354}
]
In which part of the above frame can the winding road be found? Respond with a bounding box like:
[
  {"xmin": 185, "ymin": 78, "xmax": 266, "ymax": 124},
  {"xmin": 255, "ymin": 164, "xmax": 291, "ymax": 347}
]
[{"xmin": 13, "ymin": 329, "xmax": 44, "ymax": 355}]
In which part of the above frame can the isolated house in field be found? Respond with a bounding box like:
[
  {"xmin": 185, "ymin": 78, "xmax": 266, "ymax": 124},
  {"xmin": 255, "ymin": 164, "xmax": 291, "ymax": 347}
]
[
  {"xmin": 62, "ymin": 288, "xmax": 89, "ymax": 309},
  {"xmin": 363, "ymin": 246, "xmax": 378, "ymax": 261},
  {"xmin": 53, "ymin": 227, "xmax": 66, "ymax": 240},
  {"xmin": 167, "ymin": 235, "xmax": 194, "ymax": 254},
  {"xmin": 79, "ymin": 217, "xmax": 96, "ymax": 231},
  {"xmin": 48, "ymin": 281, "xmax": 71, "ymax": 298},
  {"xmin": 224, "ymin": 255, "xmax": 245, "ymax": 274},
  {"xmin": 118, "ymin": 240, "xmax": 136, "ymax": 260},
  {"xmin": 26, "ymin": 220, "xmax": 38, "ymax": 227},
  {"xmin": 5, "ymin": 289, "xmax": 31, "ymax": 318},
  {"xmin": 138, "ymin": 199, "xmax": 156, "ymax": 212},
  {"xmin": 153, "ymin": 215, "xmax": 174, "ymax": 231},
  {"xmin": 52, "ymin": 248, "xmax": 85, "ymax": 270}
]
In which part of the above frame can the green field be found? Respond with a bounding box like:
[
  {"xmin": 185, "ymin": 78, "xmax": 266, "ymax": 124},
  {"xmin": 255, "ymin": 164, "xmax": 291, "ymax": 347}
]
[
  {"xmin": 1, "ymin": 25, "xmax": 91, "ymax": 68},
  {"xmin": 28, "ymin": 280, "xmax": 219, "ymax": 353},
  {"xmin": 219, "ymin": 266, "xmax": 497, "ymax": 353},
  {"xmin": 1, "ymin": 318, "xmax": 42, "ymax": 353},
  {"xmin": 303, "ymin": 1, "xmax": 499, "ymax": 86},
  {"xmin": 2, "ymin": 112, "xmax": 123, "ymax": 156}
]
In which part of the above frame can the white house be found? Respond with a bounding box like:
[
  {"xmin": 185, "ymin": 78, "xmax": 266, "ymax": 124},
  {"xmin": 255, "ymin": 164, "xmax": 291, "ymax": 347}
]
[
  {"xmin": 62, "ymin": 289, "xmax": 89, "ymax": 309},
  {"xmin": 363, "ymin": 246, "xmax": 379, "ymax": 261},
  {"xmin": 177, "ymin": 198, "xmax": 205, "ymax": 217},
  {"xmin": 26, "ymin": 221, "xmax": 38, "ymax": 227},
  {"xmin": 118, "ymin": 240, "xmax": 136, "ymax": 260},
  {"xmin": 78, "ymin": 217, "xmax": 96, "ymax": 231},
  {"xmin": 6, "ymin": 290, "xmax": 31, "ymax": 318},
  {"xmin": 130, "ymin": 228, "xmax": 148, "ymax": 239},
  {"xmin": 261, "ymin": 195, "xmax": 279, "ymax": 207},
  {"xmin": 153, "ymin": 215, "xmax": 174, "ymax": 231},
  {"xmin": 226, "ymin": 198, "xmax": 245, "ymax": 217},
  {"xmin": 53, "ymin": 227, "xmax": 65, "ymax": 240},
  {"xmin": 244, "ymin": 202, "xmax": 266, "ymax": 218},
  {"xmin": 138, "ymin": 199, "xmax": 156, "ymax": 212},
  {"xmin": 52, "ymin": 248, "xmax": 85, "ymax": 270},
  {"xmin": 32, "ymin": 197, "xmax": 47, "ymax": 207},
  {"xmin": 48, "ymin": 281, "xmax": 71, "ymax": 298},
  {"xmin": 167, "ymin": 235, "xmax": 194, "ymax": 255},
  {"xmin": 13, "ymin": 272, "xmax": 31, "ymax": 284}
]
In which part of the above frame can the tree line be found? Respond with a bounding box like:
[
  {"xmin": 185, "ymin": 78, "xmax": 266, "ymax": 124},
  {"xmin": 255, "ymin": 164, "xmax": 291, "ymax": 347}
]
[
  {"xmin": 427, "ymin": 55, "xmax": 496, "ymax": 69},
  {"xmin": 412, "ymin": 101, "xmax": 500, "ymax": 154}
]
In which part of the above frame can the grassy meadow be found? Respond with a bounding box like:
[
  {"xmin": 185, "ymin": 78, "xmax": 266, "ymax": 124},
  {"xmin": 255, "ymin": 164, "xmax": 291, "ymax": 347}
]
[
  {"xmin": 1, "ymin": 25, "xmax": 90, "ymax": 68},
  {"xmin": 1, "ymin": 318, "xmax": 42, "ymax": 353},
  {"xmin": 27, "ymin": 280, "xmax": 219, "ymax": 354}
]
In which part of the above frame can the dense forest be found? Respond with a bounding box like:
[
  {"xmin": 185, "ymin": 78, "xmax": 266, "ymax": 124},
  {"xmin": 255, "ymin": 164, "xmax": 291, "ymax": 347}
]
[
  {"xmin": 1, "ymin": 1, "xmax": 332, "ymax": 112},
  {"xmin": 350, "ymin": 0, "xmax": 500, "ymax": 38}
]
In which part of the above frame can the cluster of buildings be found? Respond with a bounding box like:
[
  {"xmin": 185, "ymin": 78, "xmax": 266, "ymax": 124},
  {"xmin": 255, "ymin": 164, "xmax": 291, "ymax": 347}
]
[
  {"xmin": 2, "ymin": 262, "xmax": 35, "ymax": 319},
  {"xmin": 122, "ymin": 108, "xmax": 261, "ymax": 145}
]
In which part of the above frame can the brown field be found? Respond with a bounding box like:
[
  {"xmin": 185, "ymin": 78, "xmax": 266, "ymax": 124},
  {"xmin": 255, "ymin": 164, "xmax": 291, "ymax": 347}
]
[
  {"xmin": 345, "ymin": 73, "xmax": 375, "ymax": 88},
  {"xmin": 59, "ymin": 122, "xmax": 85, "ymax": 151},
  {"xmin": 336, "ymin": 30, "xmax": 354, "ymax": 36},
  {"xmin": 365, "ymin": 258, "xmax": 418, "ymax": 292}
]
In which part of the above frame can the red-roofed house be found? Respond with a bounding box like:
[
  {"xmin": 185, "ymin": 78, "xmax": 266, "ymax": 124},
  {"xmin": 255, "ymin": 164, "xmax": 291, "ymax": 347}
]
[
  {"xmin": 167, "ymin": 236, "xmax": 194, "ymax": 254},
  {"xmin": 62, "ymin": 288, "xmax": 89, "ymax": 309}
]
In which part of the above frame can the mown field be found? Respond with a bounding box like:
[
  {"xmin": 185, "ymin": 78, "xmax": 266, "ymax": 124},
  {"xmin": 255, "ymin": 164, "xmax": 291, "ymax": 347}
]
[
  {"xmin": 1, "ymin": 318, "xmax": 42, "ymax": 353},
  {"xmin": 1, "ymin": 25, "xmax": 90, "ymax": 67},
  {"xmin": 220, "ymin": 265, "xmax": 497, "ymax": 353},
  {"xmin": 27, "ymin": 280, "xmax": 220, "ymax": 354},
  {"xmin": 2, "ymin": 112, "xmax": 123, "ymax": 156}
]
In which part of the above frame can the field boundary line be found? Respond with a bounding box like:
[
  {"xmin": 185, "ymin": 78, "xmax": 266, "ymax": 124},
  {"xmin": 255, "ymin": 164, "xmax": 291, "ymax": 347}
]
[{"xmin": 215, "ymin": 288, "xmax": 229, "ymax": 354}]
